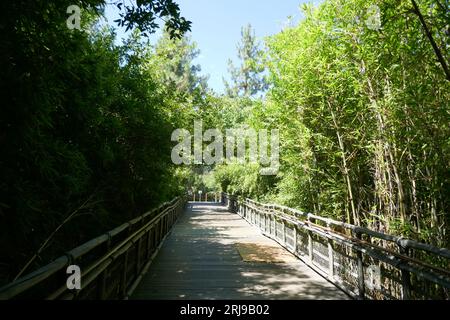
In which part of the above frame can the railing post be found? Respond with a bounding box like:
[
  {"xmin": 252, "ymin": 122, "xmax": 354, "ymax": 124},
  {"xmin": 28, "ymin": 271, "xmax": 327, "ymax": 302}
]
[
  {"xmin": 154, "ymin": 224, "xmax": 158, "ymax": 250},
  {"xmin": 156, "ymin": 219, "xmax": 161, "ymax": 243},
  {"xmin": 98, "ymin": 269, "xmax": 108, "ymax": 299},
  {"xmin": 282, "ymin": 220, "xmax": 286, "ymax": 245},
  {"xmin": 326, "ymin": 221, "xmax": 334, "ymax": 279},
  {"xmin": 308, "ymin": 231, "xmax": 313, "ymax": 263},
  {"xmin": 355, "ymin": 231, "xmax": 365, "ymax": 300},
  {"xmin": 307, "ymin": 217, "xmax": 313, "ymax": 264},
  {"xmin": 399, "ymin": 245, "xmax": 412, "ymax": 300},
  {"xmin": 271, "ymin": 215, "xmax": 275, "ymax": 236},
  {"xmin": 147, "ymin": 227, "xmax": 153, "ymax": 259},
  {"xmin": 293, "ymin": 225, "xmax": 297, "ymax": 253},
  {"xmin": 264, "ymin": 211, "xmax": 267, "ymax": 233},
  {"xmin": 98, "ymin": 234, "xmax": 112, "ymax": 299},
  {"xmin": 136, "ymin": 238, "xmax": 142, "ymax": 275},
  {"xmin": 167, "ymin": 211, "xmax": 171, "ymax": 228},
  {"xmin": 120, "ymin": 250, "xmax": 129, "ymax": 298}
]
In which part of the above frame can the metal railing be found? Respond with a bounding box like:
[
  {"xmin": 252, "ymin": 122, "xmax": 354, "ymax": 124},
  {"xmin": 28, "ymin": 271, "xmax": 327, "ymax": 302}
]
[
  {"xmin": 0, "ymin": 196, "xmax": 186, "ymax": 300},
  {"xmin": 222, "ymin": 193, "xmax": 450, "ymax": 300}
]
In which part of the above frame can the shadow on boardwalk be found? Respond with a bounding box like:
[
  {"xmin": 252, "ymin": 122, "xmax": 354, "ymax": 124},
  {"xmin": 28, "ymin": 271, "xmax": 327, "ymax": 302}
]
[{"xmin": 131, "ymin": 203, "xmax": 349, "ymax": 300}]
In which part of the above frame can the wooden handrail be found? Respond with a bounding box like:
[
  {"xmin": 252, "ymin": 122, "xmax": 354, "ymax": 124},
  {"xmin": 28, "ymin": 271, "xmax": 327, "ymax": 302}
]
[
  {"xmin": 0, "ymin": 195, "xmax": 187, "ymax": 300},
  {"xmin": 222, "ymin": 193, "xmax": 450, "ymax": 300}
]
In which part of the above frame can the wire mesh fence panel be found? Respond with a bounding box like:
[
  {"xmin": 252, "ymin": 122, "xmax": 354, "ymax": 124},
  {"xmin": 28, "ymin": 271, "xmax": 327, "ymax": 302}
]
[
  {"xmin": 285, "ymin": 225, "xmax": 295, "ymax": 250},
  {"xmin": 210, "ymin": 194, "xmax": 450, "ymax": 300}
]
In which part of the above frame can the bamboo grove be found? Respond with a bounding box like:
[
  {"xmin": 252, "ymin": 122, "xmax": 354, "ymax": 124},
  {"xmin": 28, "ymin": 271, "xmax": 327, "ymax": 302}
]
[
  {"xmin": 0, "ymin": 0, "xmax": 448, "ymax": 285},
  {"xmin": 205, "ymin": 0, "xmax": 449, "ymax": 249}
]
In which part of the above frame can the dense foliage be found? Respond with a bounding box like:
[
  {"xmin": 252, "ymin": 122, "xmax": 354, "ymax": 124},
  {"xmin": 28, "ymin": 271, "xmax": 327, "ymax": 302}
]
[
  {"xmin": 0, "ymin": 0, "xmax": 448, "ymax": 286},
  {"xmin": 210, "ymin": 0, "xmax": 449, "ymax": 247},
  {"xmin": 0, "ymin": 1, "xmax": 198, "ymax": 284}
]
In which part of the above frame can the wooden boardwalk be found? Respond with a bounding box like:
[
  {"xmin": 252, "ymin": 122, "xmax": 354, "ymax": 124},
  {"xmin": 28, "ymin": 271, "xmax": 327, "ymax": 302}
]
[{"xmin": 131, "ymin": 202, "xmax": 349, "ymax": 300}]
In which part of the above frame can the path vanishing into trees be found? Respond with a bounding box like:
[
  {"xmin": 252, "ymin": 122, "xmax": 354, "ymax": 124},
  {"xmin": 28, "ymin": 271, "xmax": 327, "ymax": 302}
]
[{"xmin": 131, "ymin": 202, "xmax": 348, "ymax": 299}]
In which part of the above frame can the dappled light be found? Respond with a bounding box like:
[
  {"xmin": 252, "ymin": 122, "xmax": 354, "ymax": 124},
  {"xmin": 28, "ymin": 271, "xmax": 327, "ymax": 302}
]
[
  {"xmin": 131, "ymin": 203, "xmax": 348, "ymax": 300},
  {"xmin": 0, "ymin": 0, "xmax": 448, "ymax": 303}
]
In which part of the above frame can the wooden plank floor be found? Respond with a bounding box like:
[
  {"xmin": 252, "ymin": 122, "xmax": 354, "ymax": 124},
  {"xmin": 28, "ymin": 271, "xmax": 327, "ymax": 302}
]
[{"xmin": 131, "ymin": 202, "xmax": 349, "ymax": 300}]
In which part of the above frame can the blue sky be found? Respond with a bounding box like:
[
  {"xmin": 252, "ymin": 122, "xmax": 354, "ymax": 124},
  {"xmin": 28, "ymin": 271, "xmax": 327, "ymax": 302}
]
[{"xmin": 104, "ymin": 1, "xmax": 318, "ymax": 93}]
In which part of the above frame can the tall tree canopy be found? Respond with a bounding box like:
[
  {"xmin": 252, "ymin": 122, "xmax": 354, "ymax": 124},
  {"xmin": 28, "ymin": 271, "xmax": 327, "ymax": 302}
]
[
  {"xmin": 0, "ymin": 0, "xmax": 198, "ymax": 284},
  {"xmin": 1, "ymin": 0, "xmax": 448, "ymax": 287},
  {"xmin": 209, "ymin": 0, "xmax": 449, "ymax": 248},
  {"xmin": 224, "ymin": 24, "xmax": 268, "ymax": 97}
]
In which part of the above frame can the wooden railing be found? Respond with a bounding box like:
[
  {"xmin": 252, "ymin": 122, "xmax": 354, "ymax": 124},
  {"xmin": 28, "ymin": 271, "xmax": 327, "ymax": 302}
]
[
  {"xmin": 189, "ymin": 192, "xmax": 221, "ymax": 203},
  {"xmin": 0, "ymin": 196, "xmax": 186, "ymax": 300},
  {"xmin": 222, "ymin": 193, "xmax": 450, "ymax": 300}
]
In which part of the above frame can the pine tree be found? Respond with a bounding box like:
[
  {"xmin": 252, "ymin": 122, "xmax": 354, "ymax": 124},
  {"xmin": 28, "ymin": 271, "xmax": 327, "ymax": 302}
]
[{"xmin": 224, "ymin": 24, "xmax": 268, "ymax": 97}]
